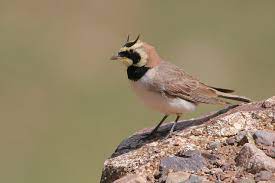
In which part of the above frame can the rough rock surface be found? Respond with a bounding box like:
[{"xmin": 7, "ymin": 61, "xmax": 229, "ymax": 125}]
[
  {"xmin": 113, "ymin": 174, "xmax": 146, "ymax": 183},
  {"xmin": 101, "ymin": 97, "xmax": 275, "ymax": 183},
  {"xmin": 160, "ymin": 150, "xmax": 206, "ymax": 173},
  {"xmin": 255, "ymin": 170, "xmax": 273, "ymax": 182},
  {"xmin": 235, "ymin": 143, "xmax": 275, "ymax": 173},
  {"xmin": 165, "ymin": 171, "xmax": 190, "ymax": 183}
]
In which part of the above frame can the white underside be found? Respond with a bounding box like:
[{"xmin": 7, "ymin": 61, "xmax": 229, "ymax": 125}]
[{"xmin": 130, "ymin": 69, "xmax": 196, "ymax": 115}]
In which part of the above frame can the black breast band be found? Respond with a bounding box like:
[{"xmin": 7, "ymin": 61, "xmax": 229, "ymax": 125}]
[{"xmin": 127, "ymin": 66, "xmax": 150, "ymax": 81}]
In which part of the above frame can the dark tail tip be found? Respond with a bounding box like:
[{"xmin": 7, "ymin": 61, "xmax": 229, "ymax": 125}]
[
  {"xmin": 219, "ymin": 95, "xmax": 251, "ymax": 103},
  {"xmin": 211, "ymin": 86, "xmax": 235, "ymax": 93}
]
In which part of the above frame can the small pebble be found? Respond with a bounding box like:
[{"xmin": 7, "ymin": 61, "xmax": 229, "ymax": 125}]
[
  {"xmin": 255, "ymin": 170, "xmax": 272, "ymax": 182},
  {"xmin": 188, "ymin": 174, "xmax": 202, "ymax": 183},
  {"xmin": 210, "ymin": 168, "xmax": 223, "ymax": 174},
  {"xmin": 226, "ymin": 137, "xmax": 236, "ymax": 145},
  {"xmin": 235, "ymin": 131, "xmax": 247, "ymax": 143},
  {"xmin": 207, "ymin": 141, "xmax": 221, "ymax": 150},
  {"xmin": 221, "ymin": 164, "xmax": 231, "ymax": 171}
]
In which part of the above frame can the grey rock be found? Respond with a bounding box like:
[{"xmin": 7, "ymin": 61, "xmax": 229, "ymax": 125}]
[
  {"xmin": 177, "ymin": 149, "xmax": 201, "ymax": 158},
  {"xmin": 210, "ymin": 168, "xmax": 223, "ymax": 175},
  {"xmin": 225, "ymin": 131, "xmax": 253, "ymax": 146},
  {"xmin": 264, "ymin": 146, "xmax": 275, "ymax": 158},
  {"xmin": 262, "ymin": 96, "xmax": 275, "ymax": 108},
  {"xmin": 237, "ymin": 135, "xmax": 250, "ymax": 146},
  {"xmin": 186, "ymin": 174, "xmax": 203, "ymax": 183},
  {"xmin": 235, "ymin": 131, "xmax": 247, "ymax": 143},
  {"xmin": 221, "ymin": 164, "xmax": 231, "ymax": 171},
  {"xmin": 253, "ymin": 130, "xmax": 275, "ymax": 146},
  {"xmin": 237, "ymin": 177, "xmax": 255, "ymax": 183},
  {"xmin": 238, "ymin": 132, "xmax": 254, "ymax": 146},
  {"xmin": 207, "ymin": 141, "xmax": 221, "ymax": 150},
  {"xmin": 226, "ymin": 137, "xmax": 236, "ymax": 145},
  {"xmin": 255, "ymin": 170, "xmax": 272, "ymax": 182},
  {"xmin": 160, "ymin": 151, "xmax": 206, "ymax": 173},
  {"xmin": 235, "ymin": 143, "xmax": 275, "ymax": 173},
  {"xmin": 113, "ymin": 174, "xmax": 146, "ymax": 183},
  {"xmin": 201, "ymin": 152, "xmax": 220, "ymax": 165},
  {"xmin": 252, "ymin": 130, "xmax": 275, "ymax": 158},
  {"xmin": 165, "ymin": 171, "xmax": 190, "ymax": 183}
]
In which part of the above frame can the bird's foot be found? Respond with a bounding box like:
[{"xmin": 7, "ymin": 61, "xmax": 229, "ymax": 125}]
[{"xmin": 164, "ymin": 131, "xmax": 175, "ymax": 139}]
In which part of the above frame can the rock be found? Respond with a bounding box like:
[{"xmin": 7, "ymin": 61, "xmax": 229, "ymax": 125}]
[
  {"xmin": 221, "ymin": 164, "xmax": 231, "ymax": 171},
  {"xmin": 253, "ymin": 130, "xmax": 275, "ymax": 146},
  {"xmin": 225, "ymin": 130, "xmax": 255, "ymax": 146},
  {"xmin": 252, "ymin": 130, "xmax": 275, "ymax": 158},
  {"xmin": 160, "ymin": 152, "xmax": 206, "ymax": 173},
  {"xmin": 153, "ymin": 170, "xmax": 161, "ymax": 179},
  {"xmin": 226, "ymin": 137, "xmax": 236, "ymax": 145},
  {"xmin": 262, "ymin": 96, "xmax": 275, "ymax": 108},
  {"xmin": 113, "ymin": 174, "xmax": 146, "ymax": 183},
  {"xmin": 177, "ymin": 149, "xmax": 201, "ymax": 158},
  {"xmin": 220, "ymin": 170, "xmax": 236, "ymax": 181},
  {"xmin": 205, "ymin": 110, "xmax": 263, "ymax": 137},
  {"xmin": 206, "ymin": 112, "xmax": 246, "ymax": 137},
  {"xmin": 101, "ymin": 97, "xmax": 275, "ymax": 183},
  {"xmin": 210, "ymin": 168, "xmax": 223, "ymax": 175},
  {"xmin": 235, "ymin": 131, "xmax": 248, "ymax": 143},
  {"xmin": 236, "ymin": 177, "xmax": 256, "ymax": 183},
  {"xmin": 255, "ymin": 170, "xmax": 273, "ymax": 182},
  {"xmin": 186, "ymin": 174, "xmax": 203, "ymax": 183},
  {"xmin": 238, "ymin": 135, "xmax": 250, "ymax": 146},
  {"xmin": 191, "ymin": 129, "xmax": 204, "ymax": 136},
  {"xmin": 235, "ymin": 143, "xmax": 275, "ymax": 173},
  {"xmin": 201, "ymin": 152, "xmax": 219, "ymax": 161},
  {"xmin": 238, "ymin": 132, "xmax": 254, "ymax": 146},
  {"xmin": 263, "ymin": 146, "xmax": 275, "ymax": 158},
  {"xmin": 207, "ymin": 141, "xmax": 221, "ymax": 150},
  {"xmin": 201, "ymin": 152, "xmax": 220, "ymax": 166},
  {"xmin": 165, "ymin": 171, "xmax": 190, "ymax": 183}
]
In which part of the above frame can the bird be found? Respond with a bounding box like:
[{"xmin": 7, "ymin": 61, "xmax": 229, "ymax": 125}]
[{"xmin": 111, "ymin": 35, "xmax": 251, "ymax": 138}]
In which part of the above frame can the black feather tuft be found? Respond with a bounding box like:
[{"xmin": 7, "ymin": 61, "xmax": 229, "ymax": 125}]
[{"xmin": 124, "ymin": 35, "xmax": 140, "ymax": 47}]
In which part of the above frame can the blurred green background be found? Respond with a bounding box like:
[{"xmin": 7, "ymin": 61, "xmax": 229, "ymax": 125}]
[{"xmin": 1, "ymin": 1, "xmax": 275, "ymax": 182}]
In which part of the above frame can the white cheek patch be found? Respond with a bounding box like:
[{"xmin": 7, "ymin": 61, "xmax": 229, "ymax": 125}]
[
  {"xmin": 119, "ymin": 47, "xmax": 127, "ymax": 52},
  {"xmin": 133, "ymin": 48, "xmax": 148, "ymax": 67},
  {"xmin": 130, "ymin": 41, "xmax": 143, "ymax": 49}
]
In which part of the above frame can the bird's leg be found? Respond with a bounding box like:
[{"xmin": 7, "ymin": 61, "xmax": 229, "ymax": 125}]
[
  {"xmin": 166, "ymin": 115, "xmax": 181, "ymax": 138},
  {"xmin": 148, "ymin": 115, "xmax": 169, "ymax": 136}
]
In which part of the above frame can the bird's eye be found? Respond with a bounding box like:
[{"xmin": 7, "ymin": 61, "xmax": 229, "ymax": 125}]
[
  {"xmin": 118, "ymin": 51, "xmax": 128, "ymax": 57},
  {"xmin": 118, "ymin": 52, "xmax": 123, "ymax": 57},
  {"xmin": 129, "ymin": 49, "xmax": 133, "ymax": 53}
]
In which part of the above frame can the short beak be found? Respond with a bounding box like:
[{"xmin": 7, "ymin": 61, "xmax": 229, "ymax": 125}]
[{"xmin": 110, "ymin": 55, "xmax": 120, "ymax": 60}]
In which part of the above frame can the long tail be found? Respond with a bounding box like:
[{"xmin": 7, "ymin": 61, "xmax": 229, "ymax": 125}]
[
  {"xmin": 217, "ymin": 92, "xmax": 251, "ymax": 103},
  {"xmin": 208, "ymin": 85, "xmax": 251, "ymax": 103},
  {"xmin": 209, "ymin": 86, "xmax": 235, "ymax": 93}
]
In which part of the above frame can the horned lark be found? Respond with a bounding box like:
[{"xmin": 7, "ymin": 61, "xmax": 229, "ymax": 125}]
[{"xmin": 111, "ymin": 35, "xmax": 250, "ymax": 137}]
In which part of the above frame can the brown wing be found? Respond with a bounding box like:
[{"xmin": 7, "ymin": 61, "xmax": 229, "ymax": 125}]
[{"xmin": 151, "ymin": 61, "xmax": 229, "ymax": 105}]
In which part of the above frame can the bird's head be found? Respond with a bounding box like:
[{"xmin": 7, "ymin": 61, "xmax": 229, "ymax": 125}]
[{"xmin": 111, "ymin": 35, "xmax": 161, "ymax": 68}]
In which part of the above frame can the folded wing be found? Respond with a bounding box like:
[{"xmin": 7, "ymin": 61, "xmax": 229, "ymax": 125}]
[{"xmin": 150, "ymin": 61, "xmax": 250, "ymax": 105}]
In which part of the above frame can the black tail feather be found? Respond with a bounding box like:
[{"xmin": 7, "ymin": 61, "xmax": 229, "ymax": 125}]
[
  {"xmin": 219, "ymin": 95, "xmax": 251, "ymax": 103},
  {"xmin": 210, "ymin": 86, "xmax": 235, "ymax": 93}
]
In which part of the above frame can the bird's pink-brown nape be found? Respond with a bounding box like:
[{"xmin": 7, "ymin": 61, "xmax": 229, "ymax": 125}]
[{"xmin": 142, "ymin": 43, "xmax": 162, "ymax": 68}]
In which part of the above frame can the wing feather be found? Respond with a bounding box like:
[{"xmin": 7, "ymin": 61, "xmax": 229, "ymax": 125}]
[{"xmin": 150, "ymin": 61, "xmax": 229, "ymax": 105}]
